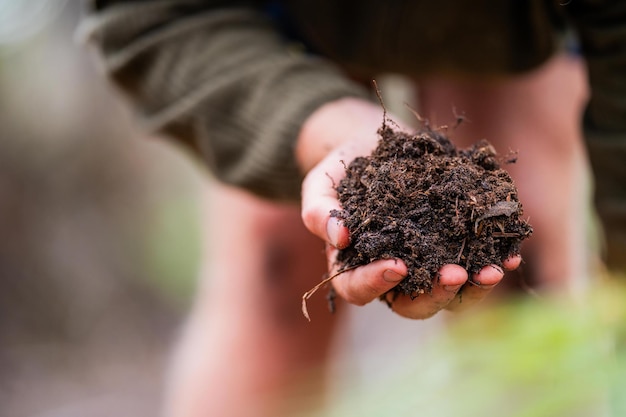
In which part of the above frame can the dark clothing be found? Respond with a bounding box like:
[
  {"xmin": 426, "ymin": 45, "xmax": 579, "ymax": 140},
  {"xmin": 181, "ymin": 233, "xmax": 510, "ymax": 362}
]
[{"xmin": 80, "ymin": 0, "xmax": 626, "ymax": 269}]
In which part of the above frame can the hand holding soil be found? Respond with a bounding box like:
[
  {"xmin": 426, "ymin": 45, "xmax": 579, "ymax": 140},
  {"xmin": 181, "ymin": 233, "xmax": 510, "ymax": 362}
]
[{"xmin": 298, "ymin": 98, "xmax": 531, "ymax": 320}]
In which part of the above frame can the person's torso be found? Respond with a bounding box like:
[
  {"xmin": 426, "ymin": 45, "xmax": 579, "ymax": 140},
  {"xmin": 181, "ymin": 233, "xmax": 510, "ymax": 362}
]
[{"xmin": 276, "ymin": 0, "xmax": 565, "ymax": 79}]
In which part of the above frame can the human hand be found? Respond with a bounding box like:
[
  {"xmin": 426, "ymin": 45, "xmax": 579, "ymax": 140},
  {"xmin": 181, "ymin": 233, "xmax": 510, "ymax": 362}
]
[{"xmin": 297, "ymin": 97, "xmax": 521, "ymax": 319}]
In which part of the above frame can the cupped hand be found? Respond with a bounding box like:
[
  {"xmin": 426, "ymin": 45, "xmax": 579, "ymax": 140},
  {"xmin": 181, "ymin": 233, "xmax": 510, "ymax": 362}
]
[
  {"xmin": 385, "ymin": 256, "xmax": 521, "ymax": 319},
  {"xmin": 297, "ymin": 97, "xmax": 521, "ymax": 319}
]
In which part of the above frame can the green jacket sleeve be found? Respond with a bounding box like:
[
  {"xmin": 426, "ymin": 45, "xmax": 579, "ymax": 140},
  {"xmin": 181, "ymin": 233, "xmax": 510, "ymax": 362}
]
[
  {"xmin": 564, "ymin": 0, "xmax": 626, "ymax": 270},
  {"xmin": 78, "ymin": 0, "xmax": 369, "ymax": 201}
]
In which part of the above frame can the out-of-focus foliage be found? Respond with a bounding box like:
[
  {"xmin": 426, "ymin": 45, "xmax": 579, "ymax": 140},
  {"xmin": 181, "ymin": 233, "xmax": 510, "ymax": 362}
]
[
  {"xmin": 321, "ymin": 278, "xmax": 626, "ymax": 417},
  {"xmin": 144, "ymin": 196, "xmax": 202, "ymax": 304}
]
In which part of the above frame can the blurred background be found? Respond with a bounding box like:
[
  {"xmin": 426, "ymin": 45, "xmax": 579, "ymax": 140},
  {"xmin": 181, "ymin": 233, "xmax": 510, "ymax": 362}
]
[
  {"xmin": 0, "ymin": 1, "xmax": 204, "ymax": 415},
  {"xmin": 0, "ymin": 2, "xmax": 625, "ymax": 417}
]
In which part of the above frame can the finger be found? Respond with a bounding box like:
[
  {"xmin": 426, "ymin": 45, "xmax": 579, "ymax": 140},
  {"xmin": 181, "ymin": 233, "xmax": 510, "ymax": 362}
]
[
  {"xmin": 387, "ymin": 264, "xmax": 468, "ymax": 319},
  {"xmin": 503, "ymin": 255, "xmax": 522, "ymax": 271},
  {"xmin": 446, "ymin": 264, "xmax": 505, "ymax": 312},
  {"xmin": 301, "ymin": 157, "xmax": 350, "ymax": 249},
  {"xmin": 331, "ymin": 258, "xmax": 408, "ymax": 306}
]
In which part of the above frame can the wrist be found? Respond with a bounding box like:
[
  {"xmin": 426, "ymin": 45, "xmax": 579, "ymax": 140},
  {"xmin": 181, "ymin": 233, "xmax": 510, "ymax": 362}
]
[{"xmin": 295, "ymin": 97, "xmax": 387, "ymax": 174}]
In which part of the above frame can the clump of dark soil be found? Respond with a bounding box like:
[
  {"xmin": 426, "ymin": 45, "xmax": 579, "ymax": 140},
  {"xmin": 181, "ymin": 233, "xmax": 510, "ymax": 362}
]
[{"xmin": 330, "ymin": 122, "xmax": 532, "ymax": 298}]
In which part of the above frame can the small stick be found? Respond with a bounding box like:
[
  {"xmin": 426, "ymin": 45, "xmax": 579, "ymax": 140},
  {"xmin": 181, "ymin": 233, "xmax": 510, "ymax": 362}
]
[
  {"xmin": 372, "ymin": 79, "xmax": 387, "ymax": 126},
  {"xmin": 404, "ymin": 102, "xmax": 430, "ymax": 129},
  {"xmin": 325, "ymin": 172, "xmax": 337, "ymax": 189},
  {"xmin": 372, "ymin": 80, "xmax": 403, "ymax": 130},
  {"xmin": 302, "ymin": 265, "xmax": 359, "ymax": 321},
  {"xmin": 492, "ymin": 232, "xmax": 521, "ymax": 238},
  {"xmin": 456, "ymin": 238, "xmax": 466, "ymax": 263}
]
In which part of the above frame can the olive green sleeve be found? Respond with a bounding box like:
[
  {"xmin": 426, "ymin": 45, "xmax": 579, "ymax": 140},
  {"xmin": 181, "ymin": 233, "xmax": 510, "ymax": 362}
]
[
  {"xmin": 563, "ymin": 0, "xmax": 626, "ymax": 270},
  {"xmin": 78, "ymin": 0, "xmax": 369, "ymax": 201}
]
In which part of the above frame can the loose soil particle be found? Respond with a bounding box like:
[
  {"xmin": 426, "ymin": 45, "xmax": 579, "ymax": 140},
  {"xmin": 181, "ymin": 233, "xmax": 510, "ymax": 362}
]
[{"xmin": 330, "ymin": 122, "xmax": 532, "ymax": 299}]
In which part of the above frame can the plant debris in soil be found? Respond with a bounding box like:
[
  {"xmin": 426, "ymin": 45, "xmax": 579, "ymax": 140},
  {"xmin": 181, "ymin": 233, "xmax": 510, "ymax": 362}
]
[
  {"xmin": 294, "ymin": 113, "xmax": 533, "ymax": 320},
  {"xmin": 329, "ymin": 121, "xmax": 532, "ymax": 302},
  {"xmin": 300, "ymin": 108, "xmax": 534, "ymax": 321}
]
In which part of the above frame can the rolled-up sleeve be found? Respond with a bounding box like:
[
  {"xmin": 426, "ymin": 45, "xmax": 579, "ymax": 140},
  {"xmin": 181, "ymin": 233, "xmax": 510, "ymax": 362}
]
[
  {"xmin": 564, "ymin": 0, "xmax": 626, "ymax": 270},
  {"xmin": 78, "ymin": 0, "xmax": 369, "ymax": 201}
]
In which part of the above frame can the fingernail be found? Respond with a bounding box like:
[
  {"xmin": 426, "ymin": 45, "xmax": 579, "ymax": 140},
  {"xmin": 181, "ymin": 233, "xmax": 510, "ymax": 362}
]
[
  {"xmin": 383, "ymin": 269, "xmax": 405, "ymax": 283},
  {"xmin": 443, "ymin": 284, "xmax": 463, "ymax": 292},
  {"xmin": 326, "ymin": 218, "xmax": 343, "ymax": 248},
  {"xmin": 489, "ymin": 265, "xmax": 504, "ymax": 274}
]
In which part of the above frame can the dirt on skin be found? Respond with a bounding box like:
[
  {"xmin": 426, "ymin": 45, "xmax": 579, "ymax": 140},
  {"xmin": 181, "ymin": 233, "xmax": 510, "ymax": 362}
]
[{"xmin": 330, "ymin": 121, "xmax": 533, "ymax": 299}]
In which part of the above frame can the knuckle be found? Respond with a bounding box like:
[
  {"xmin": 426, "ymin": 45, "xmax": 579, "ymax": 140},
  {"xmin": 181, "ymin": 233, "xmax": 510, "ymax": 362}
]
[
  {"xmin": 333, "ymin": 282, "xmax": 368, "ymax": 306},
  {"xmin": 353, "ymin": 281, "xmax": 384, "ymax": 305},
  {"xmin": 368, "ymin": 280, "xmax": 389, "ymax": 297},
  {"xmin": 300, "ymin": 206, "xmax": 320, "ymax": 232},
  {"xmin": 340, "ymin": 291, "xmax": 367, "ymax": 306}
]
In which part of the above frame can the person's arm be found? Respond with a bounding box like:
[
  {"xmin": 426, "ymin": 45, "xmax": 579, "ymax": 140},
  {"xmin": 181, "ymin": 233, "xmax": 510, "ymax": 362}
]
[
  {"xmin": 563, "ymin": 0, "xmax": 626, "ymax": 270},
  {"xmin": 80, "ymin": 0, "xmax": 518, "ymax": 318},
  {"xmin": 78, "ymin": 0, "xmax": 370, "ymax": 201}
]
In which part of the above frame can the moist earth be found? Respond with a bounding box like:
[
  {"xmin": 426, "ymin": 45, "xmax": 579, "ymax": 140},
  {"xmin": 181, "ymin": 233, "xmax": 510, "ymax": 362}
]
[{"xmin": 331, "ymin": 122, "xmax": 533, "ymax": 298}]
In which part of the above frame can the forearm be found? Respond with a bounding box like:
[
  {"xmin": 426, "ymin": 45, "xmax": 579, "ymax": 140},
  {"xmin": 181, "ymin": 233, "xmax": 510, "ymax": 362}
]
[{"xmin": 79, "ymin": 0, "xmax": 369, "ymax": 201}]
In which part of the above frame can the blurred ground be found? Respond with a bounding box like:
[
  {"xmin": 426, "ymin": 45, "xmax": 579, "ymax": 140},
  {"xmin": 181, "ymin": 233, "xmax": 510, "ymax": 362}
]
[{"xmin": 0, "ymin": 2, "xmax": 203, "ymax": 416}]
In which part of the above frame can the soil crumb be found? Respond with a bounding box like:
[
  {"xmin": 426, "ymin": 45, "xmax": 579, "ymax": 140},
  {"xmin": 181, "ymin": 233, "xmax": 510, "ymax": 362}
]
[{"xmin": 331, "ymin": 123, "xmax": 532, "ymax": 298}]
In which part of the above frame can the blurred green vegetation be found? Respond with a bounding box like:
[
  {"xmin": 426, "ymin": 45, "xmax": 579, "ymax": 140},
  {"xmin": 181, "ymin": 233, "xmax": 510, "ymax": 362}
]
[
  {"xmin": 143, "ymin": 194, "xmax": 202, "ymax": 306},
  {"xmin": 321, "ymin": 278, "xmax": 626, "ymax": 417}
]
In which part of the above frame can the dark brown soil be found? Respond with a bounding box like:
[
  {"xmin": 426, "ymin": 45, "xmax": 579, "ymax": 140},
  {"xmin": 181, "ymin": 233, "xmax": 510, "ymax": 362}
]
[{"xmin": 331, "ymin": 122, "xmax": 532, "ymax": 298}]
